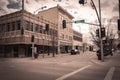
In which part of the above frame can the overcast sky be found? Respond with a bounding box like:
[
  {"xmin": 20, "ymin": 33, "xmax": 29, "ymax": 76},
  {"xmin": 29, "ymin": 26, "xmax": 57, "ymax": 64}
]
[{"xmin": 0, "ymin": 0, "xmax": 119, "ymax": 42}]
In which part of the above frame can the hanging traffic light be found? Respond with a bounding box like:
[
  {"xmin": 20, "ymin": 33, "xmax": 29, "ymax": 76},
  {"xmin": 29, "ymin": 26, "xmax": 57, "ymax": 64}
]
[
  {"xmin": 79, "ymin": 0, "xmax": 85, "ymax": 5},
  {"xmin": 96, "ymin": 29, "xmax": 99, "ymax": 37},
  {"xmin": 62, "ymin": 20, "xmax": 66, "ymax": 29},
  {"xmin": 101, "ymin": 27, "xmax": 105, "ymax": 38},
  {"xmin": 45, "ymin": 24, "xmax": 49, "ymax": 32},
  {"xmin": 31, "ymin": 35, "xmax": 34, "ymax": 42},
  {"xmin": 118, "ymin": 19, "xmax": 120, "ymax": 30}
]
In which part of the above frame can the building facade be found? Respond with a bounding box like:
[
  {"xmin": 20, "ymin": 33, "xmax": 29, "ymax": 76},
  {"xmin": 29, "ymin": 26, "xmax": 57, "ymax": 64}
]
[
  {"xmin": 0, "ymin": 10, "xmax": 58, "ymax": 57},
  {"xmin": 38, "ymin": 5, "xmax": 74, "ymax": 53}
]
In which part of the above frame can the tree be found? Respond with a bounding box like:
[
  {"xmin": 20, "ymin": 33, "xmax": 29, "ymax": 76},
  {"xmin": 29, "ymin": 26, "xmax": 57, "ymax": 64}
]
[{"xmin": 90, "ymin": 19, "xmax": 116, "ymax": 50}]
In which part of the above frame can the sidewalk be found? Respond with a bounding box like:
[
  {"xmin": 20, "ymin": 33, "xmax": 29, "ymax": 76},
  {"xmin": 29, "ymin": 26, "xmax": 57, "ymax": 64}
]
[
  {"xmin": 90, "ymin": 51, "xmax": 120, "ymax": 66},
  {"xmin": 1, "ymin": 51, "xmax": 119, "ymax": 66},
  {"xmin": 1, "ymin": 51, "xmax": 94, "ymax": 63}
]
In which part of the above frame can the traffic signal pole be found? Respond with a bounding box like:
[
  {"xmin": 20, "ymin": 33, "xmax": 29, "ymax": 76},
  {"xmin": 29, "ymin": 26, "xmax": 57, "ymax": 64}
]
[
  {"xmin": 91, "ymin": 0, "xmax": 104, "ymax": 61},
  {"xmin": 99, "ymin": 0, "xmax": 104, "ymax": 62},
  {"xmin": 118, "ymin": 0, "xmax": 120, "ymax": 19},
  {"xmin": 21, "ymin": 0, "xmax": 24, "ymax": 35},
  {"xmin": 79, "ymin": 0, "xmax": 104, "ymax": 61}
]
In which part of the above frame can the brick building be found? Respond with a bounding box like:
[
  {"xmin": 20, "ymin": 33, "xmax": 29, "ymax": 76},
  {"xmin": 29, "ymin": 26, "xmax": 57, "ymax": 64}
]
[
  {"xmin": 38, "ymin": 5, "xmax": 74, "ymax": 53},
  {"xmin": 0, "ymin": 10, "xmax": 58, "ymax": 57},
  {"xmin": 0, "ymin": 5, "xmax": 83, "ymax": 57}
]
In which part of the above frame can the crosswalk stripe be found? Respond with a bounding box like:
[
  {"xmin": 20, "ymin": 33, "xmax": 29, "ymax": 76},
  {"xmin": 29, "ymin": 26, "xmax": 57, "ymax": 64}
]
[
  {"xmin": 104, "ymin": 67, "xmax": 115, "ymax": 80},
  {"xmin": 56, "ymin": 65, "xmax": 91, "ymax": 80}
]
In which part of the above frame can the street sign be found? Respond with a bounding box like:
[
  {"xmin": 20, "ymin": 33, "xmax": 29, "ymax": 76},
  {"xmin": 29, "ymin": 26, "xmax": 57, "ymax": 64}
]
[{"xmin": 74, "ymin": 20, "xmax": 85, "ymax": 23}]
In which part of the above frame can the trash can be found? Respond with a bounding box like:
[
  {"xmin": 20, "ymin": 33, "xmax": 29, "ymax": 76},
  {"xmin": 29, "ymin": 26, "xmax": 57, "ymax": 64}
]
[
  {"xmin": 98, "ymin": 54, "xmax": 101, "ymax": 60},
  {"xmin": 34, "ymin": 53, "xmax": 39, "ymax": 59}
]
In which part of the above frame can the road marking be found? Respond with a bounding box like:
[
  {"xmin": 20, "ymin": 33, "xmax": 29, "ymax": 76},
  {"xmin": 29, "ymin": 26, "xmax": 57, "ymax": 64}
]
[
  {"xmin": 56, "ymin": 65, "xmax": 91, "ymax": 80},
  {"xmin": 104, "ymin": 67, "xmax": 115, "ymax": 80}
]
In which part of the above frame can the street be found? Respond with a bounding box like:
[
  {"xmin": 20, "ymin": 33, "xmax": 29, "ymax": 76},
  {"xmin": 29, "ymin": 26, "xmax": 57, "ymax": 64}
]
[{"xmin": 0, "ymin": 51, "xmax": 120, "ymax": 80}]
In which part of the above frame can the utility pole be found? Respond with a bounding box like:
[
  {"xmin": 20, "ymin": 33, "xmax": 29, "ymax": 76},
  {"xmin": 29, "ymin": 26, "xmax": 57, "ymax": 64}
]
[
  {"xmin": 119, "ymin": 0, "xmax": 120, "ymax": 18},
  {"xmin": 21, "ymin": 0, "xmax": 24, "ymax": 35},
  {"xmin": 99, "ymin": 0, "xmax": 104, "ymax": 62}
]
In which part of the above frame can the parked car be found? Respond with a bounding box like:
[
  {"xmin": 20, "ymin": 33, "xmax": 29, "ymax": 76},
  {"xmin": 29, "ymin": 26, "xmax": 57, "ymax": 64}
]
[
  {"xmin": 96, "ymin": 48, "xmax": 113, "ymax": 60},
  {"xmin": 70, "ymin": 49, "xmax": 80, "ymax": 55}
]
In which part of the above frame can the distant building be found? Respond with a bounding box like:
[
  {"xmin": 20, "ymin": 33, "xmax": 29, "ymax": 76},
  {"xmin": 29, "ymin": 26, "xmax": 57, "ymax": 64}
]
[
  {"xmin": 0, "ymin": 10, "xmax": 58, "ymax": 57},
  {"xmin": 38, "ymin": 5, "xmax": 74, "ymax": 53},
  {"xmin": 73, "ymin": 30, "xmax": 83, "ymax": 51}
]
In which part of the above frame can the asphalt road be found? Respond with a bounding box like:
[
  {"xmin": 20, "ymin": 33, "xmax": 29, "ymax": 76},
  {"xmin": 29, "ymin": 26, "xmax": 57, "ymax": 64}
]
[{"xmin": 0, "ymin": 51, "xmax": 120, "ymax": 80}]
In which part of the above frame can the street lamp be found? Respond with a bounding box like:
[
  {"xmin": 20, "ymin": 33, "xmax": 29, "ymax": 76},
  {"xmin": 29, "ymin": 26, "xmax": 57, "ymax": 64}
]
[
  {"xmin": 21, "ymin": 0, "xmax": 24, "ymax": 35},
  {"xmin": 33, "ymin": 6, "xmax": 47, "ymax": 14},
  {"xmin": 32, "ymin": 6, "xmax": 47, "ymax": 59}
]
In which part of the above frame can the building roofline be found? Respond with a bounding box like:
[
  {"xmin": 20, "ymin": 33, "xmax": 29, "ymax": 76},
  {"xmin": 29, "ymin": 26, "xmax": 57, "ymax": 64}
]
[
  {"xmin": 57, "ymin": 4, "xmax": 74, "ymax": 19},
  {"xmin": 38, "ymin": 4, "xmax": 74, "ymax": 19},
  {"xmin": 0, "ymin": 10, "xmax": 57, "ymax": 25}
]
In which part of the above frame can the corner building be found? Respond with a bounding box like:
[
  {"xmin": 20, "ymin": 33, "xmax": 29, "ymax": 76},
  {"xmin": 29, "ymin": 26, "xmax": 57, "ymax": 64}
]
[
  {"xmin": 0, "ymin": 10, "xmax": 58, "ymax": 57},
  {"xmin": 38, "ymin": 5, "xmax": 74, "ymax": 53}
]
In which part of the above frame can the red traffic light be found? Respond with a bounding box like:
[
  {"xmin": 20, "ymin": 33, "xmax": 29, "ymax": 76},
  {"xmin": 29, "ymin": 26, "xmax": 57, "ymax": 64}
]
[
  {"xmin": 101, "ymin": 28, "xmax": 105, "ymax": 31},
  {"xmin": 101, "ymin": 27, "xmax": 105, "ymax": 38}
]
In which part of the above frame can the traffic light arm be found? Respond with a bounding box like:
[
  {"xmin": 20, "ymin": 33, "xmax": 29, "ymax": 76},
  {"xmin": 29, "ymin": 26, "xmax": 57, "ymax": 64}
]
[
  {"xmin": 81, "ymin": 22, "xmax": 100, "ymax": 26},
  {"xmin": 67, "ymin": 21, "xmax": 100, "ymax": 26},
  {"xmin": 91, "ymin": 0, "xmax": 101, "ymax": 26}
]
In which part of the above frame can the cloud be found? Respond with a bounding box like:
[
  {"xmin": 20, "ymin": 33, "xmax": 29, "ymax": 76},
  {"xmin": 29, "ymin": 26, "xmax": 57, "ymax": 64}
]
[
  {"xmin": 112, "ymin": 4, "xmax": 118, "ymax": 12},
  {"xmin": 7, "ymin": 0, "xmax": 21, "ymax": 9},
  {"xmin": 112, "ymin": 16, "xmax": 119, "ymax": 23},
  {"xmin": 0, "ymin": 0, "xmax": 9, "ymax": 15},
  {"xmin": 101, "ymin": 1, "xmax": 110, "ymax": 9}
]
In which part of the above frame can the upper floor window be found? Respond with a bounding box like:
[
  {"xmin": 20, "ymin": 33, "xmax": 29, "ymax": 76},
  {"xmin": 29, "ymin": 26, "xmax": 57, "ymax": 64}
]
[
  {"xmin": 25, "ymin": 21, "xmax": 30, "ymax": 31},
  {"xmin": 35, "ymin": 24, "xmax": 39, "ymax": 33},
  {"xmin": 2, "ymin": 24, "xmax": 5, "ymax": 32},
  {"xmin": 12, "ymin": 22, "xmax": 15, "ymax": 31},
  {"xmin": 16, "ymin": 20, "xmax": 21, "ymax": 30},
  {"xmin": 31, "ymin": 23, "xmax": 33, "ymax": 31},
  {"xmin": 39, "ymin": 25, "xmax": 43, "ymax": 33},
  {"xmin": 7, "ymin": 23, "xmax": 10, "ymax": 32},
  {"xmin": 0, "ymin": 24, "xmax": 2, "ymax": 32}
]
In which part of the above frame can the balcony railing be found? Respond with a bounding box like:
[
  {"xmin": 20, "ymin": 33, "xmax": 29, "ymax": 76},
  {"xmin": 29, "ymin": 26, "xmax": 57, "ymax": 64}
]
[{"xmin": 0, "ymin": 30, "xmax": 58, "ymax": 46}]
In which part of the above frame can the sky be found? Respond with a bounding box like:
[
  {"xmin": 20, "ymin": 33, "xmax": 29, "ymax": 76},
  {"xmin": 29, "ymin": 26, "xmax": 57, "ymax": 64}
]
[{"xmin": 0, "ymin": 0, "xmax": 119, "ymax": 42}]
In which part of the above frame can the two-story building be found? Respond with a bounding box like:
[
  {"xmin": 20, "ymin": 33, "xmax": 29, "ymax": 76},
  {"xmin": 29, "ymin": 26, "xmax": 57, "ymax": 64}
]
[
  {"xmin": 0, "ymin": 5, "xmax": 83, "ymax": 57},
  {"xmin": 0, "ymin": 10, "xmax": 58, "ymax": 57}
]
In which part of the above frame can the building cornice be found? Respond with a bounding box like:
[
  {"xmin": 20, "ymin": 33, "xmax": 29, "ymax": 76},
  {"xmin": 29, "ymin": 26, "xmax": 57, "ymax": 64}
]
[{"xmin": 38, "ymin": 5, "xmax": 74, "ymax": 19}]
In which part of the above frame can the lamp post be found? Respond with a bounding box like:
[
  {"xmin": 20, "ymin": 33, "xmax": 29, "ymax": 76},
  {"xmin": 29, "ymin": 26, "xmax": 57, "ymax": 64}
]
[
  {"xmin": 32, "ymin": 6, "xmax": 47, "ymax": 59},
  {"xmin": 52, "ymin": 29, "xmax": 55, "ymax": 57},
  {"xmin": 42, "ymin": 38, "xmax": 44, "ymax": 58},
  {"xmin": 91, "ymin": 0, "xmax": 104, "ymax": 61},
  {"xmin": 118, "ymin": 0, "xmax": 120, "ymax": 19},
  {"xmin": 21, "ymin": 0, "xmax": 24, "ymax": 35},
  {"xmin": 98, "ymin": 0, "xmax": 104, "ymax": 62},
  {"xmin": 33, "ymin": 6, "xmax": 47, "ymax": 14}
]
